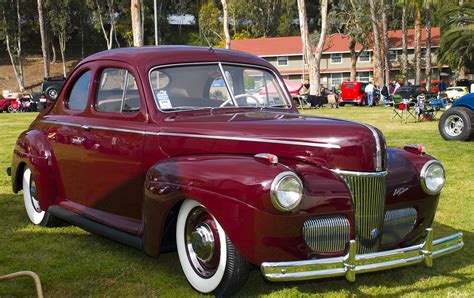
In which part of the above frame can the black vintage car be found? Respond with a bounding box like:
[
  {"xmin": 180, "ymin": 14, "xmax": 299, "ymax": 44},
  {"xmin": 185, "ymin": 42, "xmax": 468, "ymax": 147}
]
[
  {"xmin": 41, "ymin": 77, "xmax": 65, "ymax": 100},
  {"xmin": 392, "ymin": 85, "xmax": 426, "ymax": 100}
]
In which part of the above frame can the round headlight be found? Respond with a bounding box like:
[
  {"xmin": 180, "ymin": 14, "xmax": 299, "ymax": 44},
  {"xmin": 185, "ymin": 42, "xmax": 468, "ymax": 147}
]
[
  {"xmin": 270, "ymin": 171, "xmax": 303, "ymax": 211},
  {"xmin": 420, "ymin": 160, "xmax": 445, "ymax": 195}
]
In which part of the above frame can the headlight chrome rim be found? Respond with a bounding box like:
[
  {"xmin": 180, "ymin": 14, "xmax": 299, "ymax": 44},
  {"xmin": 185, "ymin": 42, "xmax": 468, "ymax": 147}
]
[
  {"xmin": 270, "ymin": 171, "xmax": 303, "ymax": 212},
  {"xmin": 420, "ymin": 160, "xmax": 445, "ymax": 195}
]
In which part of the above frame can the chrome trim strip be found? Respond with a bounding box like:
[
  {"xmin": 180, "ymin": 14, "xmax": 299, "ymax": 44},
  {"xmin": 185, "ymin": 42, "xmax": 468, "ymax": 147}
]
[
  {"xmin": 218, "ymin": 62, "xmax": 238, "ymax": 107},
  {"xmin": 261, "ymin": 228, "xmax": 463, "ymax": 282},
  {"xmin": 331, "ymin": 169, "xmax": 387, "ymax": 177},
  {"xmin": 362, "ymin": 124, "xmax": 384, "ymax": 172},
  {"xmin": 40, "ymin": 120, "xmax": 341, "ymax": 149},
  {"xmin": 154, "ymin": 132, "xmax": 341, "ymax": 149}
]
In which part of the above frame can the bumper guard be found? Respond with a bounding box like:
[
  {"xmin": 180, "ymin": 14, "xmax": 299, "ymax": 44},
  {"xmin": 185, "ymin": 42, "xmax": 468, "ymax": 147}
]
[{"xmin": 261, "ymin": 228, "xmax": 463, "ymax": 282}]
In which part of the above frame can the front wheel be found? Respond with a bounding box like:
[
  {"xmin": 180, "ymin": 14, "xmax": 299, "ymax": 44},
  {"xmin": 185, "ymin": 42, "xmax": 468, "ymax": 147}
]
[
  {"xmin": 176, "ymin": 200, "xmax": 249, "ymax": 296},
  {"xmin": 438, "ymin": 107, "xmax": 473, "ymax": 141},
  {"xmin": 22, "ymin": 167, "xmax": 60, "ymax": 226}
]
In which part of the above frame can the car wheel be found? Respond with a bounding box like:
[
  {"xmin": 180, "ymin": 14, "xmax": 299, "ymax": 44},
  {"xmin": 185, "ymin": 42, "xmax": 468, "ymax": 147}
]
[
  {"xmin": 438, "ymin": 107, "xmax": 473, "ymax": 141},
  {"xmin": 176, "ymin": 199, "xmax": 249, "ymax": 296},
  {"xmin": 7, "ymin": 104, "xmax": 13, "ymax": 113},
  {"xmin": 45, "ymin": 87, "xmax": 58, "ymax": 100},
  {"xmin": 22, "ymin": 167, "xmax": 60, "ymax": 226}
]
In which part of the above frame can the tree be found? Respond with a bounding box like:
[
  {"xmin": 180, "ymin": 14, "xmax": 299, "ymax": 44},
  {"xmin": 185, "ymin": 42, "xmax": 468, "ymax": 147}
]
[
  {"xmin": 46, "ymin": 0, "xmax": 73, "ymax": 77},
  {"xmin": 1, "ymin": 0, "xmax": 25, "ymax": 92},
  {"xmin": 381, "ymin": 0, "xmax": 391, "ymax": 86},
  {"xmin": 412, "ymin": 0, "xmax": 424, "ymax": 84},
  {"xmin": 199, "ymin": 0, "xmax": 223, "ymax": 46},
  {"xmin": 438, "ymin": 2, "xmax": 474, "ymax": 78},
  {"xmin": 221, "ymin": 0, "xmax": 230, "ymax": 49},
  {"xmin": 87, "ymin": 0, "xmax": 118, "ymax": 50},
  {"xmin": 369, "ymin": 0, "xmax": 384, "ymax": 86},
  {"xmin": 297, "ymin": 0, "xmax": 328, "ymax": 96},
  {"xmin": 424, "ymin": 1, "xmax": 432, "ymax": 89},
  {"xmin": 37, "ymin": 0, "xmax": 50, "ymax": 79},
  {"xmin": 400, "ymin": 1, "xmax": 409, "ymax": 84},
  {"xmin": 131, "ymin": 0, "xmax": 143, "ymax": 46},
  {"xmin": 329, "ymin": 0, "xmax": 371, "ymax": 82}
]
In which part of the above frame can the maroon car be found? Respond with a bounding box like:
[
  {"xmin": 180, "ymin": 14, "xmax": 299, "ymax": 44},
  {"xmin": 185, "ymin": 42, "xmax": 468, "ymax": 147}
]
[{"xmin": 9, "ymin": 47, "xmax": 463, "ymax": 295}]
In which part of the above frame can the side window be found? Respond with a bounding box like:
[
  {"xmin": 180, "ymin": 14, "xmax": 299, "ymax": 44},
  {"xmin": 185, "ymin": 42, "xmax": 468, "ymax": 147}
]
[
  {"xmin": 67, "ymin": 71, "xmax": 91, "ymax": 111},
  {"xmin": 95, "ymin": 68, "xmax": 140, "ymax": 113}
]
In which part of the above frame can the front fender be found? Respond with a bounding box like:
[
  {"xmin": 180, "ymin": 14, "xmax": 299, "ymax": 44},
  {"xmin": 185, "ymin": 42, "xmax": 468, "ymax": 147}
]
[
  {"xmin": 142, "ymin": 154, "xmax": 291, "ymax": 260},
  {"xmin": 11, "ymin": 130, "xmax": 59, "ymax": 210}
]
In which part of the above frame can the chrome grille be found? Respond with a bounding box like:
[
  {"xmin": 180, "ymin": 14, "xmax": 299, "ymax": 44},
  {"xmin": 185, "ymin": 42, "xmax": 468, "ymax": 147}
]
[
  {"xmin": 382, "ymin": 208, "xmax": 417, "ymax": 245},
  {"xmin": 336, "ymin": 171, "xmax": 387, "ymax": 253},
  {"xmin": 303, "ymin": 216, "xmax": 350, "ymax": 253}
]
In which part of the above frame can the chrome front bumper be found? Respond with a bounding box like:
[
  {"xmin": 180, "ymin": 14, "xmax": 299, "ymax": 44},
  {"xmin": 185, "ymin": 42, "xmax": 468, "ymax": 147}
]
[{"xmin": 261, "ymin": 228, "xmax": 463, "ymax": 282}]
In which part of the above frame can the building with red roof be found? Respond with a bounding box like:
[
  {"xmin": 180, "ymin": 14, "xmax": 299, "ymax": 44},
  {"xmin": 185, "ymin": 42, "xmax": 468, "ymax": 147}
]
[{"xmin": 231, "ymin": 27, "xmax": 448, "ymax": 87}]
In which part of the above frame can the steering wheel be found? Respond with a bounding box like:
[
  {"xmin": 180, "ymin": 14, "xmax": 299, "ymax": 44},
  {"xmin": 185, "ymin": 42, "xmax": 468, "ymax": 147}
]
[{"xmin": 219, "ymin": 94, "xmax": 261, "ymax": 107}]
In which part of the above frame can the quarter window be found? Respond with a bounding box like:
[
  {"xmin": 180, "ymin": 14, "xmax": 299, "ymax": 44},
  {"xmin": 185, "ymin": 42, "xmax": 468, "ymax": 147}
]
[
  {"xmin": 95, "ymin": 68, "xmax": 140, "ymax": 113},
  {"xmin": 67, "ymin": 70, "xmax": 91, "ymax": 111},
  {"xmin": 277, "ymin": 56, "xmax": 288, "ymax": 66},
  {"xmin": 330, "ymin": 53, "xmax": 342, "ymax": 64}
]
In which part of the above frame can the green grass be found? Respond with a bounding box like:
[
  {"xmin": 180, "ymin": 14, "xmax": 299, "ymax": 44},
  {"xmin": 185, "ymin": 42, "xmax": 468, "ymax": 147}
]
[{"xmin": 0, "ymin": 108, "xmax": 473, "ymax": 297}]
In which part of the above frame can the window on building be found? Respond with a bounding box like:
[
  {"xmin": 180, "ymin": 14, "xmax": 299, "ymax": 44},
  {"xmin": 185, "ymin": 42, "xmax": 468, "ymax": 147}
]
[
  {"xmin": 358, "ymin": 51, "xmax": 371, "ymax": 62},
  {"xmin": 277, "ymin": 56, "xmax": 288, "ymax": 66},
  {"xmin": 357, "ymin": 71, "xmax": 370, "ymax": 82},
  {"xmin": 389, "ymin": 50, "xmax": 398, "ymax": 62},
  {"xmin": 330, "ymin": 53, "xmax": 342, "ymax": 64},
  {"xmin": 421, "ymin": 48, "xmax": 427, "ymax": 60},
  {"xmin": 331, "ymin": 73, "xmax": 343, "ymax": 87}
]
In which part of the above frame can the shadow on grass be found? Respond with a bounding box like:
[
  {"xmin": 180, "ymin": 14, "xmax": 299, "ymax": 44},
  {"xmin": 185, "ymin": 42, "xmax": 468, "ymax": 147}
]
[{"xmin": 3, "ymin": 190, "xmax": 472, "ymax": 296}]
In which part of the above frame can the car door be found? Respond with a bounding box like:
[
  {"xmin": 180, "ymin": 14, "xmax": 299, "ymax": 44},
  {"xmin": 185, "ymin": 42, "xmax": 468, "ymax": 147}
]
[{"xmin": 75, "ymin": 64, "xmax": 147, "ymax": 234}]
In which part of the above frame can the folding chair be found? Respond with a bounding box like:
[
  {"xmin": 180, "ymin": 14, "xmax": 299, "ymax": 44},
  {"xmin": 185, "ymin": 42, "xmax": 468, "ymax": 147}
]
[{"xmin": 391, "ymin": 95, "xmax": 417, "ymax": 124}]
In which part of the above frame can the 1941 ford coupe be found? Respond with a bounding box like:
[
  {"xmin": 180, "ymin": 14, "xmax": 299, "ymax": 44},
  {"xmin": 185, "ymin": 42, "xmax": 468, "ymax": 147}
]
[{"xmin": 9, "ymin": 47, "xmax": 463, "ymax": 296}]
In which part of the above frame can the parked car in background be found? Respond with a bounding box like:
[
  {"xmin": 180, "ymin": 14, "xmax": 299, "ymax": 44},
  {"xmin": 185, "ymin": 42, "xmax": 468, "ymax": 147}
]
[
  {"xmin": 339, "ymin": 81, "xmax": 367, "ymax": 106},
  {"xmin": 0, "ymin": 94, "xmax": 34, "ymax": 113},
  {"xmin": 41, "ymin": 77, "xmax": 65, "ymax": 100},
  {"xmin": 9, "ymin": 46, "xmax": 463, "ymax": 296},
  {"xmin": 444, "ymin": 86, "xmax": 469, "ymax": 101},
  {"xmin": 392, "ymin": 85, "xmax": 426, "ymax": 100},
  {"xmin": 439, "ymin": 93, "xmax": 474, "ymax": 141}
]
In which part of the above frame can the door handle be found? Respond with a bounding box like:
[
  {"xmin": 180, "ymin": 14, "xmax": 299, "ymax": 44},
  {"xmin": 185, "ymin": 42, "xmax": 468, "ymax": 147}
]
[{"xmin": 81, "ymin": 125, "xmax": 91, "ymax": 131}]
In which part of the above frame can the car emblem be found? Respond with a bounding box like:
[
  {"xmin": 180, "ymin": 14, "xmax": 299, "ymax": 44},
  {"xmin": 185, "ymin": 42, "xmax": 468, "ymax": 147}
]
[
  {"xmin": 370, "ymin": 228, "xmax": 379, "ymax": 238},
  {"xmin": 393, "ymin": 186, "xmax": 409, "ymax": 197}
]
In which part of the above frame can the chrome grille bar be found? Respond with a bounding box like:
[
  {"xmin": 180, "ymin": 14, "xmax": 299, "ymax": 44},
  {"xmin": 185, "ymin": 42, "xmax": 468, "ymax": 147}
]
[
  {"xmin": 333, "ymin": 170, "xmax": 387, "ymax": 253},
  {"xmin": 303, "ymin": 216, "xmax": 350, "ymax": 253},
  {"xmin": 382, "ymin": 208, "xmax": 417, "ymax": 245}
]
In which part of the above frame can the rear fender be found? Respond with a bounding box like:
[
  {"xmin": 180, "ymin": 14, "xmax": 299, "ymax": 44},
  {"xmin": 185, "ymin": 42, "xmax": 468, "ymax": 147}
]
[
  {"xmin": 142, "ymin": 154, "xmax": 289, "ymax": 258},
  {"xmin": 12, "ymin": 130, "xmax": 59, "ymax": 210}
]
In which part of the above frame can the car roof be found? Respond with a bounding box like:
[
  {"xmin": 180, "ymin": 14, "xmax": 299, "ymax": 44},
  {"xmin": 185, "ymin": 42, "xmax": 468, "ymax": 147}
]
[{"xmin": 78, "ymin": 46, "xmax": 273, "ymax": 71}]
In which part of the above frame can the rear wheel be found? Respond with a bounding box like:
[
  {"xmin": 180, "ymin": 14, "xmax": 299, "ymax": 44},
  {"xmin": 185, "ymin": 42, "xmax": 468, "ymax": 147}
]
[
  {"xmin": 439, "ymin": 107, "xmax": 473, "ymax": 141},
  {"xmin": 7, "ymin": 104, "xmax": 13, "ymax": 113},
  {"xmin": 176, "ymin": 199, "xmax": 249, "ymax": 296},
  {"xmin": 22, "ymin": 167, "xmax": 60, "ymax": 226}
]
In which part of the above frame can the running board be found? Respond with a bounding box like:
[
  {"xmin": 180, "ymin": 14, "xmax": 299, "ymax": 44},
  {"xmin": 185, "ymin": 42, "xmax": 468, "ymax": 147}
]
[{"xmin": 48, "ymin": 205, "xmax": 143, "ymax": 250}]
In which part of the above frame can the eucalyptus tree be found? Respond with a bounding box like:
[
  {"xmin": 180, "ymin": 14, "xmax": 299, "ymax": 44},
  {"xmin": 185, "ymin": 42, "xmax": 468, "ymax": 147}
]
[
  {"xmin": 131, "ymin": 0, "xmax": 144, "ymax": 46},
  {"xmin": 221, "ymin": 0, "xmax": 230, "ymax": 49},
  {"xmin": 46, "ymin": 0, "xmax": 73, "ymax": 77},
  {"xmin": 328, "ymin": 0, "xmax": 371, "ymax": 81},
  {"xmin": 37, "ymin": 0, "xmax": 50, "ymax": 79},
  {"xmin": 1, "ymin": 0, "xmax": 25, "ymax": 91},
  {"xmin": 297, "ymin": 0, "xmax": 328, "ymax": 96},
  {"xmin": 87, "ymin": 0, "xmax": 118, "ymax": 50}
]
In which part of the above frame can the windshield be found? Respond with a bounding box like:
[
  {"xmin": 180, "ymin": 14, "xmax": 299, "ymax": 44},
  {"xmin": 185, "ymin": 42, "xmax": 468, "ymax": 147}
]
[{"xmin": 149, "ymin": 63, "xmax": 291, "ymax": 111}]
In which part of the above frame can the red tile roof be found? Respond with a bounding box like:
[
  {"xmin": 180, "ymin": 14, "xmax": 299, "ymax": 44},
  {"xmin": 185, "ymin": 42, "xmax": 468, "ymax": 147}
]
[{"xmin": 230, "ymin": 28, "xmax": 440, "ymax": 56}]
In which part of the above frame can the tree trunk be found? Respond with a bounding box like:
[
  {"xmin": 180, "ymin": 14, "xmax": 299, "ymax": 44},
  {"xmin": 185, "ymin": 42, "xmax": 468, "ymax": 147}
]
[
  {"xmin": 414, "ymin": 7, "xmax": 422, "ymax": 84},
  {"xmin": 37, "ymin": 0, "xmax": 50, "ymax": 79},
  {"xmin": 16, "ymin": 0, "xmax": 24, "ymax": 91},
  {"xmin": 381, "ymin": 0, "xmax": 390, "ymax": 86},
  {"xmin": 80, "ymin": 15, "xmax": 84, "ymax": 58},
  {"xmin": 401, "ymin": 5, "xmax": 408, "ymax": 84},
  {"xmin": 425, "ymin": 4, "xmax": 432, "ymax": 90},
  {"xmin": 350, "ymin": 40, "xmax": 357, "ymax": 82},
  {"xmin": 297, "ymin": 0, "xmax": 316, "ymax": 93},
  {"xmin": 221, "ymin": 0, "xmax": 231, "ymax": 49},
  {"xmin": 95, "ymin": 0, "xmax": 113, "ymax": 49},
  {"xmin": 369, "ymin": 0, "xmax": 383, "ymax": 87},
  {"xmin": 131, "ymin": 0, "xmax": 144, "ymax": 47},
  {"xmin": 51, "ymin": 42, "xmax": 57, "ymax": 64},
  {"xmin": 313, "ymin": 0, "xmax": 328, "ymax": 96},
  {"xmin": 59, "ymin": 35, "xmax": 66, "ymax": 78}
]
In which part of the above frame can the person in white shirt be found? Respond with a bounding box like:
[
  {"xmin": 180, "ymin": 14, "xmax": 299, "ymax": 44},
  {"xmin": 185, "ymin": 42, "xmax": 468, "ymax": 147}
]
[{"xmin": 364, "ymin": 81, "xmax": 375, "ymax": 106}]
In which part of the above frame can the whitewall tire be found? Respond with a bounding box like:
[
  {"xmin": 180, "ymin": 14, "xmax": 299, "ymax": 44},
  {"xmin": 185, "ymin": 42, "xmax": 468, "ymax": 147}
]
[{"xmin": 176, "ymin": 199, "xmax": 249, "ymax": 296}]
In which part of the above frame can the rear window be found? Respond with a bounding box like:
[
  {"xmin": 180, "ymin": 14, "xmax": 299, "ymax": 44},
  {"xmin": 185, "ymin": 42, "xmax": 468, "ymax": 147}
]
[{"xmin": 345, "ymin": 84, "xmax": 355, "ymax": 89}]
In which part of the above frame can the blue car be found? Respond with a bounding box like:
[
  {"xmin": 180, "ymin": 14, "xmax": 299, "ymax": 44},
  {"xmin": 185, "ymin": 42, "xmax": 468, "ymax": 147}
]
[{"xmin": 439, "ymin": 93, "xmax": 474, "ymax": 141}]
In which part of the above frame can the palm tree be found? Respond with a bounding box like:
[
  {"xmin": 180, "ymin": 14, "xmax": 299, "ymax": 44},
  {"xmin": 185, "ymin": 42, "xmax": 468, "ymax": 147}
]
[
  {"xmin": 413, "ymin": 0, "xmax": 424, "ymax": 84},
  {"xmin": 369, "ymin": 0, "xmax": 383, "ymax": 86},
  {"xmin": 396, "ymin": 0, "xmax": 409, "ymax": 84},
  {"xmin": 425, "ymin": 1, "xmax": 432, "ymax": 90},
  {"xmin": 438, "ymin": 2, "xmax": 474, "ymax": 79}
]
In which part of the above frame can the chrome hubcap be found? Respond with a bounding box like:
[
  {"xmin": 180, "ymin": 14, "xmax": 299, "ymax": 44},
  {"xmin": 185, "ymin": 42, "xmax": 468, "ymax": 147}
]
[
  {"xmin": 185, "ymin": 207, "xmax": 220, "ymax": 278},
  {"xmin": 444, "ymin": 115, "xmax": 464, "ymax": 137}
]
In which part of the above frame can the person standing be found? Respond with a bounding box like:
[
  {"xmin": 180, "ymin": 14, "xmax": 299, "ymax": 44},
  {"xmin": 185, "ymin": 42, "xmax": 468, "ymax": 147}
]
[
  {"xmin": 365, "ymin": 81, "xmax": 375, "ymax": 106},
  {"xmin": 381, "ymin": 85, "xmax": 389, "ymax": 106}
]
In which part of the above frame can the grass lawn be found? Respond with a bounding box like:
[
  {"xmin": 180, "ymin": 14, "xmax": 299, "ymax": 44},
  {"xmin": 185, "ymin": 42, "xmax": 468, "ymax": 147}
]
[{"xmin": 0, "ymin": 107, "xmax": 472, "ymax": 297}]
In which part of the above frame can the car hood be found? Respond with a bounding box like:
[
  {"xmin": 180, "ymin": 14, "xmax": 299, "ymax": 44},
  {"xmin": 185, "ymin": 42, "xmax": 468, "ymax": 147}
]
[{"xmin": 155, "ymin": 110, "xmax": 385, "ymax": 172}]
